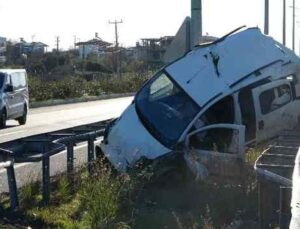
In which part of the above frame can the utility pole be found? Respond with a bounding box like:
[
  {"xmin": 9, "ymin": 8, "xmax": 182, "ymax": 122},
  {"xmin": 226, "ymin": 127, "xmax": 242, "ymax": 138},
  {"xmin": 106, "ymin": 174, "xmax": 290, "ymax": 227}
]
[
  {"xmin": 191, "ymin": 0, "xmax": 202, "ymax": 48},
  {"xmin": 109, "ymin": 19, "xmax": 123, "ymax": 77},
  {"xmin": 73, "ymin": 35, "xmax": 77, "ymax": 49},
  {"xmin": 109, "ymin": 20, "xmax": 123, "ymax": 49},
  {"xmin": 283, "ymin": 0, "xmax": 286, "ymax": 45},
  {"xmin": 264, "ymin": 0, "xmax": 269, "ymax": 35},
  {"xmin": 55, "ymin": 36, "xmax": 60, "ymax": 53},
  {"xmin": 292, "ymin": 0, "xmax": 295, "ymax": 51}
]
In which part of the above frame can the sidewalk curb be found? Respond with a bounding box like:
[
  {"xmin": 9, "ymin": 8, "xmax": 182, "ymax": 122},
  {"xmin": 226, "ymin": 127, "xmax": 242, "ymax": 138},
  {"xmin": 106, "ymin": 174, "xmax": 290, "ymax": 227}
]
[{"xmin": 29, "ymin": 93, "xmax": 135, "ymax": 108}]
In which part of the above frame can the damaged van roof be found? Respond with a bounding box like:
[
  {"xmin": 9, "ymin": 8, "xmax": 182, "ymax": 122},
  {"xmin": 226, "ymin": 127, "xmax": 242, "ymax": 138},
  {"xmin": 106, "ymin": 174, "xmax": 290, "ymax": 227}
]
[{"xmin": 166, "ymin": 28, "xmax": 299, "ymax": 107}]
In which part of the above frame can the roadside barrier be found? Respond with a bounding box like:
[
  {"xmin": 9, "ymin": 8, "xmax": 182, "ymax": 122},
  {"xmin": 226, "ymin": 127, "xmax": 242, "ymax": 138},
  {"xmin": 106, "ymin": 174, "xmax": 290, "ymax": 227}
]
[
  {"xmin": 0, "ymin": 120, "xmax": 111, "ymax": 209},
  {"xmin": 254, "ymin": 130, "xmax": 300, "ymax": 229}
]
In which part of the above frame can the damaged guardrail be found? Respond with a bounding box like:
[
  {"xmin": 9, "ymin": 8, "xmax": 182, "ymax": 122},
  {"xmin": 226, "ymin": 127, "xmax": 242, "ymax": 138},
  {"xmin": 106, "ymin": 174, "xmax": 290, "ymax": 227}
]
[
  {"xmin": 0, "ymin": 120, "xmax": 111, "ymax": 209},
  {"xmin": 254, "ymin": 130, "xmax": 300, "ymax": 229}
]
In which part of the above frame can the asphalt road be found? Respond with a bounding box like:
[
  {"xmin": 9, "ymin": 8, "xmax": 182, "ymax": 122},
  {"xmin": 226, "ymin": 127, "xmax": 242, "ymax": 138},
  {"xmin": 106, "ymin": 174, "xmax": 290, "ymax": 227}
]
[
  {"xmin": 0, "ymin": 96, "xmax": 133, "ymax": 143},
  {"xmin": 0, "ymin": 97, "xmax": 133, "ymax": 193}
]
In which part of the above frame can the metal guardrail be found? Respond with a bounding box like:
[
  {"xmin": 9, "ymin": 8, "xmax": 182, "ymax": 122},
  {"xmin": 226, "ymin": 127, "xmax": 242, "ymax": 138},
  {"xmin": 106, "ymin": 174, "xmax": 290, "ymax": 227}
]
[
  {"xmin": 254, "ymin": 130, "xmax": 300, "ymax": 229},
  {"xmin": 0, "ymin": 119, "xmax": 111, "ymax": 209}
]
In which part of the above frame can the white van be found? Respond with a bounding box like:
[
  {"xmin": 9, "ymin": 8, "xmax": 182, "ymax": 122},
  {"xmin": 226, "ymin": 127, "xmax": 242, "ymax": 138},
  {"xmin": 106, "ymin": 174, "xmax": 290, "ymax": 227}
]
[
  {"xmin": 0, "ymin": 69, "xmax": 29, "ymax": 128},
  {"xmin": 99, "ymin": 28, "xmax": 300, "ymax": 173}
]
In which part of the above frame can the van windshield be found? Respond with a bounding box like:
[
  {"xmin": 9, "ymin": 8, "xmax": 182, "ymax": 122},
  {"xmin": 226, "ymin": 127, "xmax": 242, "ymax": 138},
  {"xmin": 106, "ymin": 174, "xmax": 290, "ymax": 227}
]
[
  {"xmin": 0, "ymin": 73, "xmax": 4, "ymax": 89},
  {"xmin": 135, "ymin": 71, "xmax": 200, "ymax": 148}
]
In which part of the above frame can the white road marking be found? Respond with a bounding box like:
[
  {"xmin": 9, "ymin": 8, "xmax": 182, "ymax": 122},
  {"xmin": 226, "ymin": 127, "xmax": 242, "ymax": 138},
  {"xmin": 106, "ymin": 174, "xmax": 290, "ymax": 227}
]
[{"xmin": 0, "ymin": 130, "xmax": 27, "ymax": 137}]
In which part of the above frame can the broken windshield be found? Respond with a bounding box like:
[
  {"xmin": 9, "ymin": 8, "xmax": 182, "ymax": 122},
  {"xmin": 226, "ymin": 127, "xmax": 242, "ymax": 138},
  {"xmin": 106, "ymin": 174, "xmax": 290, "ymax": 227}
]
[{"xmin": 135, "ymin": 71, "xmax": 200, "ymax": 148}]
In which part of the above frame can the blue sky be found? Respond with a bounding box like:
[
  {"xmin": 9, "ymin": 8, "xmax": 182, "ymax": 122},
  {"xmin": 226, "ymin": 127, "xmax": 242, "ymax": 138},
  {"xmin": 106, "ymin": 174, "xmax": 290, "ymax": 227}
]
[{"xmin": 0, "ymin": 0, "xmax": 298, "ymax": 52}]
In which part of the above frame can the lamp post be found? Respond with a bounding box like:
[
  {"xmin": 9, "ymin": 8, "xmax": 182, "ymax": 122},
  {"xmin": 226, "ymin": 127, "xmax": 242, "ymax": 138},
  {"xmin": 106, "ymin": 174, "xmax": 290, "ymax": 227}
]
[{"xmin": 191, "ymin": 0, "xmax": 202, "ymax": 47}]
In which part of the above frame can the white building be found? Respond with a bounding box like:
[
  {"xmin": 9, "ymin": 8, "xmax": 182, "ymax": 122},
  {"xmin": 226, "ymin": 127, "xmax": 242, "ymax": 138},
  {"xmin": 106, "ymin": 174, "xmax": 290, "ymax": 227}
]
[{"xmin": 75, "ymin": 33, "xmax": 112, "ymax": 59}]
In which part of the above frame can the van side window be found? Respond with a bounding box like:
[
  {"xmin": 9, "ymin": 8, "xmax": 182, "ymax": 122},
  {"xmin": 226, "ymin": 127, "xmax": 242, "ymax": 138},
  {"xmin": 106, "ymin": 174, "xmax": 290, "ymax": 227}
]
[
  {"xmin": 11, "ymin": 74, "xmax": 20, "ymax": 89},
  {"xmin": 195, "ymin": 96, "xmax": 234, "ymax": 129},
  {"xmin": 259, "ymin": 84, "xmax": 291, "ymax": 114},
  {"xmin": 189, "ymin": 128, "xmax": 236, "ymax": 153},
  {"xmin": 19, "ymin": 73, "xmax": 26, "ymax": 87},
  {"xmin": 0, "ymin": 73, "xmax": 4, "ymax": 89},
  {"xmin": 189, "ymin": 96, "xmax": 235, "ymax": 150}
]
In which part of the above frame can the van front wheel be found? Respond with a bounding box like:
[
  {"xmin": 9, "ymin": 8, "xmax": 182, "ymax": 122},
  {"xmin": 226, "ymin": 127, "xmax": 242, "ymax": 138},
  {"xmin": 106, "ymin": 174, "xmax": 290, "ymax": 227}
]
[
  {"xmin": 17, "ymin": 106, "xmax": 27, "ymax": 125},
  {"xmin": 0, "ymin": 109, "xmax": 6, "ymax": 128}
]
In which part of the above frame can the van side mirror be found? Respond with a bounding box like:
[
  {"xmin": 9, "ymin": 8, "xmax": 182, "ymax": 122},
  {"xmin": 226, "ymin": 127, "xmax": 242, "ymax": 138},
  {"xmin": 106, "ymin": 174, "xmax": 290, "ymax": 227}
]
[{"xmin": 4, "ymin": 84, "xmax": 13, "ymax": 92}]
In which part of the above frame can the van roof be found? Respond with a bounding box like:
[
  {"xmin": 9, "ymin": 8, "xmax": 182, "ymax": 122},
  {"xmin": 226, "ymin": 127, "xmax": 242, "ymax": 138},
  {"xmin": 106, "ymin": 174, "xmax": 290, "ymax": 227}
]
[
  {"xmin": 0, "ymin": 69, "xmax": 26, "ymax": 74},
  {"xmin": 166, "ymin": 28, "xmax": 300, "ymax": 107}
]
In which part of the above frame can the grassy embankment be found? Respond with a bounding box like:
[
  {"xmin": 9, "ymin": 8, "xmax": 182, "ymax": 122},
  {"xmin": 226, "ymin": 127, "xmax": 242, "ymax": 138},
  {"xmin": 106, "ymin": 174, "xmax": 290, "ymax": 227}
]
[{"xmin": 0, "ymin": 148, "xmax": 262, "ymax": 229}]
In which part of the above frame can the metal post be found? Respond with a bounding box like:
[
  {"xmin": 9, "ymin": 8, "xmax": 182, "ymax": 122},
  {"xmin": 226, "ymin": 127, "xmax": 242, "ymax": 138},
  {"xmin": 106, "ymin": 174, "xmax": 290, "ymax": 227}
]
[
  {"xmin": 6, "ymin": 165, "xmax": 19, "ymax": 209},
  {"xmin": 264, "ymin": 0, "xmax": 269, "ymax": 35},
  {"xmin": 292, "ymin": 0, "xmax": 295, "ymax": 51},
  {"xmin": 67, "ymin": 143, "xmax": 74, "ymax": 174},
  {"xmin": 258, "ymin": 180, "xmax": 274, "ymax": 228},
  {"xmin": 279, "ymin": 186, "xmax": 292, "ymax": 229},
  {"xmin": 283, "ymin": 0, "xmax": 286, "ymax": 45},
  {"xmin": 42, "ymin": 157, "xmax": 50, "ymax": 205},
  {"xmin": 88, "ymin": 137, "xmax": 95, "ymax": 174},
  {"xmin": 186, "ymin": 17, "xmax": 191, "ymax": 52},
  {"xmin": 191, "ymin": 0, "xmax": 202, "ymax": 47}
]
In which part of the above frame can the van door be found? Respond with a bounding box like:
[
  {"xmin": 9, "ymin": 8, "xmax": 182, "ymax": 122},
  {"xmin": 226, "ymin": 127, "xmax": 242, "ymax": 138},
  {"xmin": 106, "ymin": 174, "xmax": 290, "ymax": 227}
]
[
  {"xmin": 252, "ymin": 79, "xmax": 298, "ymax": 142},
  {"xmin": 10, "ymin": 73, "xmax": 24, "ymax": 117},
  {"xmin": 5, "ymin": 74, "xmax": 18, "ymax": 118},
  {"xmin": 184, "ymin": 124, "xmax": 245, "ymax": 180}
]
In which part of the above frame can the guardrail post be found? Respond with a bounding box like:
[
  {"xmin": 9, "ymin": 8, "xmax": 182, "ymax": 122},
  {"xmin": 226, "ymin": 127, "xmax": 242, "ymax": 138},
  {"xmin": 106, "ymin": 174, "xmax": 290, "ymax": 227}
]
[
  {"xmin": 42, "ymin": 156, "xmax": 50, "ymax": 205},
  {"xmin": 88, "ymin": 137, "xmax": 95, "ymax": 174},
  {"xmin": 67, "ymin": 142, "xmax": 74, "ymax": 174},
  {"xmin": 6, "ymin": 165, "xmax": 19, "ymax": 209},
  {"xmin": 258, "ymin": 179, "xmax": 275, "ymax": 229},
  {"xmin": 279, "ymin": 186, "xmax": 292, "ymax": 229}
]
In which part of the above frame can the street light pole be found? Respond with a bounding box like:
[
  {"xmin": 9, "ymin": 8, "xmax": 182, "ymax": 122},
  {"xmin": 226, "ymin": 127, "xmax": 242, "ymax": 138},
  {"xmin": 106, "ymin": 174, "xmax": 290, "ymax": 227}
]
[
  {"xmin": 191, "ymin": 0, "xmax": 202, "ymax": 47},
  {"xmin": 283, "ymin": 0, "xmax": 286, "ymax": 45},
  {"xmin": 264, "ymin": 0, "xmax": 269, "ymax": 35},
  {"xmin": 292, "ymin": 0, "xmax": 295, "ymax": 51}
]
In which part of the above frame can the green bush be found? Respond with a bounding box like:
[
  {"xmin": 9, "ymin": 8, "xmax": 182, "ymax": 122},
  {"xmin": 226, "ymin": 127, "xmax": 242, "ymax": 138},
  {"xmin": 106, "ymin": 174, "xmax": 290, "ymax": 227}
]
[{"xmin": 28, "ymin": 73, "xmax": 149, "ymax": 102}]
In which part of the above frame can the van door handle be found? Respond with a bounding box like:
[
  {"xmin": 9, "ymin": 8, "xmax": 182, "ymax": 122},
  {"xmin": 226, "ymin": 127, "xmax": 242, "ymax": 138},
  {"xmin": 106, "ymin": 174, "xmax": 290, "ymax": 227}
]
[{"xmin": 258, "ymin": 120, "xmax": 264, "ymax": 130}]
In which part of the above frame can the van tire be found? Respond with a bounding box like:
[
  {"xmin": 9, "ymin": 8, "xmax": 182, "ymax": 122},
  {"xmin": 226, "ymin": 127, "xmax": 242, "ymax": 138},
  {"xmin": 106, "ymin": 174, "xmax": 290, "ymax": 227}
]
[
  {"xmin": 0, "ymin": 109, "xmax": 6, "ymax": 128},
  {"xmin": 17, "ymin": 105, "xmax": 27, "ymax": 125}
]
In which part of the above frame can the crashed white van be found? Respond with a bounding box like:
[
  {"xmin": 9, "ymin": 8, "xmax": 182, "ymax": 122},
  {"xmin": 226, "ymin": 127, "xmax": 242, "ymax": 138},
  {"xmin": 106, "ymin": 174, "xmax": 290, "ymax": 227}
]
[{"xmin": 100, "ymin": 27, "xmax": 300, "ymax": 174}]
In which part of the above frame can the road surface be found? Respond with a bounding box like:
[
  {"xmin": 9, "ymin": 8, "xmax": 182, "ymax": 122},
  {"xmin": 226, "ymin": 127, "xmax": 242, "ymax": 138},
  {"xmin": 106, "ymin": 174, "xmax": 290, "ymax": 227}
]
[
  {"xmin": 0, "ymin": 97, "xmax": 133, "ymax": 193},
  {"xmin": 0, "ymin": 96, "xmax": 133, "ymax": 143}
]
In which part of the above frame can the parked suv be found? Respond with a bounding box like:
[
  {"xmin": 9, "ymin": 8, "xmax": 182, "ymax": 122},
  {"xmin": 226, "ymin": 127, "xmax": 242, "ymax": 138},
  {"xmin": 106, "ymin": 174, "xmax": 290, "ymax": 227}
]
[{"xmin": 0, "ymin": 69, "xmax": 29, "ymax": 128}]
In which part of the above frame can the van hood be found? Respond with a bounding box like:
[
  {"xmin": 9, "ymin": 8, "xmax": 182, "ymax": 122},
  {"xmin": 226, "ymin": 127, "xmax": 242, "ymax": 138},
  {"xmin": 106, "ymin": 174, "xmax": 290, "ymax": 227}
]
[{"xmin": 100, "ymin": 104, "xmax": 170, "ymax": 171}]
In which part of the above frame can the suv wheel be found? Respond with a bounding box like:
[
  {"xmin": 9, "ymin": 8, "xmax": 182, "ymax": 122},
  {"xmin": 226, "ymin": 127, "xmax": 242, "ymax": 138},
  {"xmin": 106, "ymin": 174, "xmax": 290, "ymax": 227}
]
[
  {"xmin": 17, "ymin": 105, "xmax": 27, "ymax": 125},
  {"xmin": 0, "ymin": 109, "xmax": 6, "ymax": 128}
]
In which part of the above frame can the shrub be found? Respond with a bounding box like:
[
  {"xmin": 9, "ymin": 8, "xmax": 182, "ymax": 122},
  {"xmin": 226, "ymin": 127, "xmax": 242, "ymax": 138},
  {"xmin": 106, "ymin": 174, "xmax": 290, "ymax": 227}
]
[{"xmin": 28, "ymin": 73, "xmax": 149, "ymax": 102}]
